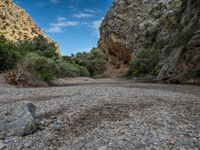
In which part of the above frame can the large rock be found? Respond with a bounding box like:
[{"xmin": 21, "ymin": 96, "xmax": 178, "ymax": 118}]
[
  {"xmin": 99, "ymin": 0, "xmax": 200, "ymax": 82},
  {"xmin": 0, "ymin": 102, "xmax": 37, "ymax": 136},
  {"xmin": 0, "ymin": 0, "xmax": 61, "ymax": 55}
]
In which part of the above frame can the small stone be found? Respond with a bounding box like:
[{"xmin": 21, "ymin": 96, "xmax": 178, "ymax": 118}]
[
  {"xmin": 129, "ymin": 112, "xmax": 134, "ymax": 117},
  {"xmin": 24, "ymin": 142, "xmax": 31, "ymax": 148},
  {"xmin": 0, "ymin": 140, "xmax": 5, "ymax": 149},
  {"xmin": 152, "ymin": 145, "xmax": 158, "ymax": 150},
  {"xmin": 180, "ymin": 147, "xmax": 186, "ymax": 150},
  {"xmin": 169, "ymin": 139, "xmax": 176, "ymax": 144},
  {"xmin": 98, "ymin": 146, "xmax": 107, "ymax": 150}
]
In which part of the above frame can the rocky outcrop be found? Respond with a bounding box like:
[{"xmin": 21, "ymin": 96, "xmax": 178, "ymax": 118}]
[
  {"xmin": 99, "ymin": 0, "xmax": 200, "ymax": 82},
  {"xmin": 0, "ymin": 0, "xmax": 60, "ymax": 55}
]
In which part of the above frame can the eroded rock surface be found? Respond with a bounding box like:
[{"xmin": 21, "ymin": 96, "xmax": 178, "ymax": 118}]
[
  {"xmin": 0, "ymin": 0, "xmax": 60, "ymax": 55},
  {"xmin": 99, "ymin": 0, "xmax": 200, "ymax": 82}
]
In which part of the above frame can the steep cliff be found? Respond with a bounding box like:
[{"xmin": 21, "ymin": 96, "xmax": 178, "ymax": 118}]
[
  {"xmin": 0, "ymin": 0, "xmax": 60, "ymax": 55},
  {"xmin": 99, "ymin": 0, "xmax": 200, "ymax": 83}
]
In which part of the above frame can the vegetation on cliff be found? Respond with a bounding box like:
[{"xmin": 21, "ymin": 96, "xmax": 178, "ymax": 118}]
[{"xmin": 127, "ymin": 48, "xmax": 160, "ymax": 79}]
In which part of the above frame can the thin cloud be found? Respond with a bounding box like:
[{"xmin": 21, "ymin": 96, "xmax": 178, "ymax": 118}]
[
  {"xmin": 84, "ymin": 9, "xmax": 96, "ymax": 14},
  {"xmin": 50, "ymin": 21, "xmax": 79, "ymax": 27},
  {"xmin": 91, "ymin": 18, "xmax": 103, "ymax": 34},
  {"xmin": 57, "ymin": 17, "xmax": 66, "ymax": 22},
  {"xmin": 73, "ymin": 13, "xmax": 94, "ymax": 18},
  {"xmin": 46, "ymin": 26, "xmax": 62, "ymax": 33},
  {"xmin": 91, "ymin": 20, "xmax": 102, "ymax": 30},
  {"xmin": 46, "ymin": 17, "xmax": 79, "ymax": 33}
]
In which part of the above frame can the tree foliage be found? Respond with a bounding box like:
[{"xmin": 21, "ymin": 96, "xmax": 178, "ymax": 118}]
[
  {"xmin": 127, "ymin": 48, "xmax": 160, "ymax": 78},
  {"xmin": 0, "ymin": 35, "xmax": 22, "ymax": 71},
  {"xmin": 72, "ymin": 48, "xmax": 107, "ymax": 76}
]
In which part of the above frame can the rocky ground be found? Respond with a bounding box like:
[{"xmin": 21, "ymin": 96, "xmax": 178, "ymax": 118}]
[{"xmin": 0, "ymin": 75, "xmax": 200, "ymax": 150}]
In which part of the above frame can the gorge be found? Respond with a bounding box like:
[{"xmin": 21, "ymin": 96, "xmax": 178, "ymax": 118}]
[
  {"xmin": 0, "ymin": 0, "xmax": 200, "ymax": 149},
  {"xmin": 99, "ymin": 0, "xmax": 200, "ymax": 83}
]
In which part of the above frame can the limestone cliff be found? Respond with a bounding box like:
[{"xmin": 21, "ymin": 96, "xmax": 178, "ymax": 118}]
[
  {"xmin": 0, "ymin": 0, "xmax": 61, "ymax": 55},
  {"xmin": 99, "ymin": 0, "xmax": 200, "ymax": 83}
]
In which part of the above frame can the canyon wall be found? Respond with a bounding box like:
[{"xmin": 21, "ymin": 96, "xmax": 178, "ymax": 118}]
[
  {"xmin": 99, "ymin": 0, "xmax": 200, "ymax": 83},
  {"xmin": 0, "ymin": 0, "xmax": 60, "ymax": 55}
]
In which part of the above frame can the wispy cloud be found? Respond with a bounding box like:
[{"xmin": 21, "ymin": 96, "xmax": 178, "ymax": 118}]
[
  {"xmin": 73, "ymin": 13, "xmax": 94, "ymax": 18},
  {"xmin": 91, "ymin": 20, "xmax": 102, "ymax": 30},
  {"xmin": 90, "ymin": 18, "xmax": 104, "ymax": 36},
  {"xmin": 83, "ymin": 9, "xmax": 96, "ymax": 14},
  {"xmin": 57, "ymin": 17, "xmax": 67, "ymax": 22},
  {"xmin": 46, "ymin": 17, "xmax": 79, "ymax": 33},
  {"xmin": 46, "ymin": 26, "xmax": 62, "ymax": 33}
]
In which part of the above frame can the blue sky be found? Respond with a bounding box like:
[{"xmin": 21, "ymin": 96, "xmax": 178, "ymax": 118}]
[{"xmin": 14, "ymin": 0, "xmax": 113, "ymax": 55}]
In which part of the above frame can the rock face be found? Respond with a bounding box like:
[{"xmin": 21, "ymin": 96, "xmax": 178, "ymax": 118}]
[
  {"xmin": 0, "ymin": 0, "xmax": 61, "ymax": 55},
  {"xmin": 99, "ymin": 0, "xmax": 200, "ymax": 82}
]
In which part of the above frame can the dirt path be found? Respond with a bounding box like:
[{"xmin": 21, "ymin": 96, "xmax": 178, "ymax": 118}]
[{"xmin": 0, "ymin": 77, "xmax": 200, "ymax": 149}]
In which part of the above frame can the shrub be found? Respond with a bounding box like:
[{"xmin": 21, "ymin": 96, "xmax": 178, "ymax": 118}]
[
  {"xmin": 0, "ymin": 35, "xmax": 23, "ymax": 71},
  {"xmin": 19, "ymin": 35, "xmax": 59, "ymax": 58},
  {"xmin": 23, "ymin": 53, "xmax": 57, "ymax": 82},
  {"xmin": 72, "ymin": 48, "xmax": 107, "ymax": 76},
  {"xmin": 87, "ymin": 48, "xmax": 107, "ymax": 76},
  {"xmin": 73, "ymin": 52, "xmax": 88, "ymax": 66},
  {"xmin": 127, "ymin": 48, "xmax": 160, "ymax": 78},
  {"xmin": 1, "ymin": 33, "xmax": 104, "ymax": 83},
  {"xmin": 55, "ymin": 59, "xmax": 80, "ymax": 77},
  {"xmin": 77, "ymin": 65, "xmax": 89, "ymax": 77}
]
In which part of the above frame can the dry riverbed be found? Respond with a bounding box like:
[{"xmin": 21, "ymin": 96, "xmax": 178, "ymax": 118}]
[{"xmin": 0, "ymin": 76, "xmax": 200, "ymax": 150}]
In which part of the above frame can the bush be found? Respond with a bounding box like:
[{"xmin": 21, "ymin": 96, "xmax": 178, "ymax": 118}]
[
  {"xmin": 0, "ymin": 35, "xmax": 23, "ymax": 71},
  {"xmin": 19, "ymin": 35, "xmax": 59, "ymax": 58},
  {"xmin": 55, "ymin": 59, "xmax": 77, "ymax": 77},
  {"xmin": 87, "ymin": 48, "xmax": 107, "ymax": 76},
  {"xmin": 23, "ymin": 53, "xmax": 57, "ymax": 81},
  {"xmin": 10, "ymin": 52, "xmax": 91, "ymax": 83},
  {"xmin": 1, "ymin": 33, "xmax": 104, "ymax": 83},
  {"xmin": 72, "ymin": 48, "xmax": 107, "ymax": 76},
  {"xmin": 77, "ymin": 65, "xmax": 90, "ymax": 77},
  {"xmin": 127, "ymin": 48, "xmax": 160, "ymax": 78}
]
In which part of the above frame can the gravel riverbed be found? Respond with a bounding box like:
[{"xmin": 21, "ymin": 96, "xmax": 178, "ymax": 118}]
[{"xmin": 0, "ymin": 77, "xmax": 200, "ymax": 150}]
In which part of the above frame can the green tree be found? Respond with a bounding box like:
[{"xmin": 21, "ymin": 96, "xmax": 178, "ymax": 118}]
[
  {"xmin": 72, "ymin": 48, "xmax": 107, "ymax": 76},
  {"xmin": 127, "ymin": 48, "xmax": 160, "ymax": 78},
  {"xmin": 0, "ymin": 35, "xmax": 22, "ymax": 71}
]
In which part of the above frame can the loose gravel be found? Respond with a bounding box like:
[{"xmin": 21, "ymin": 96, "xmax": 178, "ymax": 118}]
[{"xmin": 0, "ymin": 77, "xmax": 200, "ymax": 150}]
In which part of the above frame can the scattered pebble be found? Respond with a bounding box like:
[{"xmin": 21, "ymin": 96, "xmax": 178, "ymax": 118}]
[{"xmin": 0, "ymin": 78, "xmax": 200, "ymax": 149}]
